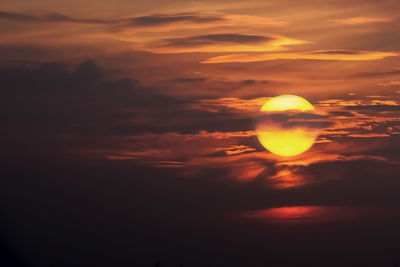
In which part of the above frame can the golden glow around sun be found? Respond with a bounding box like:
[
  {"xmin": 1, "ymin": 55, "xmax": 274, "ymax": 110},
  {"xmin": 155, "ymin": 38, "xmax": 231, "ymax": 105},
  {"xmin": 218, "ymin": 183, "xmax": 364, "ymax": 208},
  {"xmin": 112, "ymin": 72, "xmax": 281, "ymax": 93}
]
[{"xmin": 257, "ymin": 95, "xmax": 317, "ymax": 157}]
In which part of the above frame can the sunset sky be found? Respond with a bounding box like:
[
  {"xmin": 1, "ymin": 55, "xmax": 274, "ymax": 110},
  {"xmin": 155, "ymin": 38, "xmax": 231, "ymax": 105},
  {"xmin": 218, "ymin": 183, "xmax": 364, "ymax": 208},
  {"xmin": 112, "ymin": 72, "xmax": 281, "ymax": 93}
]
[{"xmin": 1, "ymin": 0, "xmax": 400, "ymax": 266}]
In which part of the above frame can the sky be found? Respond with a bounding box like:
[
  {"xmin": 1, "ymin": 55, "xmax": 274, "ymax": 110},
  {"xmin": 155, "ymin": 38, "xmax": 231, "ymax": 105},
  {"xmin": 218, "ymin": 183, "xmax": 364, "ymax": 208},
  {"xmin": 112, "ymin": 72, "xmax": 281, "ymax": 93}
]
[{"xmin": 1, "ymin": 0, "xmax": 400, "ymax": 266}]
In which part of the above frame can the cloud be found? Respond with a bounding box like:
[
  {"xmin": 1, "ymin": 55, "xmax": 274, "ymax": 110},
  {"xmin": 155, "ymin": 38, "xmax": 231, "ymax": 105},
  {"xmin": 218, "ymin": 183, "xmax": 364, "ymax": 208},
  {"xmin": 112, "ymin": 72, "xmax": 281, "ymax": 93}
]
[
  {"xmin": 0, "ymin": 60, "xmax": 263, "ymax": 140},
  {"xmin": 0, "ymin": 10, "xmax": 109, "ymax": 24},
  {"xmin": 310, "ymin": 50, "xmax": 361, "ymax": 55},
  {"xmin": 172, "ymin": 77, "xmax": 207, "ymax": 83},
  {"xmin": 203, "ymin": 50, "xmax": 398, "ymax": 63},
  {"xmin": 162, "ymin": 34, "xmax": 272, "ymax": 47},
  {"xmin": 239, "ymin": 79, "xmax": 257, "ymax": 86},
  {"xmin": 224, "ymin": 145, "xmax": 256, "ymax": 155},
  {"xmin": 3, "ymin": 150, "xmax": 400, "ymax": 266},
  {"xmin": 378, "ymin": 80, "xmax": 400, "ymax": 86},
  {"xmin": 314, "ymin": 94, "xmax": 400, "ymax": 142},
  {"xmin": 3, "ymin": 131, "xmax": 400, "ymax": 267},
  {"xmin": 2, "ymin": 59, "xmax": 400, "ymax": 267},
  {"xmin": 149, "ymin": 34, "xmax": 306, "ymax": 53},
  {"xmin": 329, "ymin": 111, "xmax": 356, "ymax": 117},
  {"xmin": 0, "ymin": 10, "xmax": 223, "ymax": 27},
  {"xmin": 354, "ymin": 69, "xmax": 400, "ymax": 78},
  {"xmin": 332, "ymin": 17, "xmax": 392, "ymax": 25},
  {"xmin": 2, "ymin": 64, "xmax": 385, "ymax": 153},
  {"xmin": 0, "ymin": 10, "xmax": 292, "ymax": 54},
  {"xmin": 255, "ymin": 112, "xmax": 330, "ymax": 130},
  {"xmin": 129, "ymin": 13, "xmax": 223, "ymax": 26},
  {"xmin": 347, "ymin": 133, "xmax": 390, "ymax": 138},
  {"xmin": 345, "ymin": 104, "xmax": 400, "ymax": 112},
  {"xmin": 0, "ymin": 60, "xmax": 104, "ymax": 92},
  {"xmin": 0, "ymin": 10, "xmax": 287, "ymax": 38},
  {"xmin": 195, "ymin": 97, "xmax": 269, "ymax": 112},
  {"xmin": 0, "ymin": 10, "xmax": 36, "ymax": 22}
]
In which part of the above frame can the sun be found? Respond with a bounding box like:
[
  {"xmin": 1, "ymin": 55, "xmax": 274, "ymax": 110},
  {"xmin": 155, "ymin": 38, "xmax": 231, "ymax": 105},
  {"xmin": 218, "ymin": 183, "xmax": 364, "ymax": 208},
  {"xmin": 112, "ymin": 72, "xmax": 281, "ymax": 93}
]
[
  {"xmin": 256, "ymin": 95, "xmax": 317, "ymax": 157},
  {"xmin": 260, "ymin": 95, "xmax": 315, "ymax": 112}
]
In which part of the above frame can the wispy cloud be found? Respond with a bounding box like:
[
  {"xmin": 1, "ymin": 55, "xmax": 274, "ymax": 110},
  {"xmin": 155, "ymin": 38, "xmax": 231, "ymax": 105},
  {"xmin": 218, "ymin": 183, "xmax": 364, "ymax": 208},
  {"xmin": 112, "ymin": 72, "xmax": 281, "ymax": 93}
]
[
  {"xmin": 172, "ymin": 77, "xmax": 207, "ymax": 83},
  {"xmin": 0, "ymin": 10, "xmax": 223, "ymax": 26},
  {"xmin": 0, "ymin": 10, "xmax": 285, "ymax": 30},
  {"xmin": 0, "ymin": 10, "xmax": 293, "ymax": 54},
  {"xmin": 332, "ymin": 16, "xmax": 392, "ymax": 25},
  {"xmin": 162, "ymin": 34, "xmax": 273, "ymax": 47},
  {"xmin": 203, "ymin": 50, "xmax": 398, "ymax": 63},
  {"xmin": 378, "ymin": 80, "xmax": 400, "ymax": 86},
  {"xmin": 149, "ymin": 34, "xmax": 307, "ymax": 53},
  {"xmin": 0, "ymin": 10, "xmax": 110, "ymax": 24},
  {"xmin": 129, "ymin": 13, "xmax": 223, "ymax": 26}
]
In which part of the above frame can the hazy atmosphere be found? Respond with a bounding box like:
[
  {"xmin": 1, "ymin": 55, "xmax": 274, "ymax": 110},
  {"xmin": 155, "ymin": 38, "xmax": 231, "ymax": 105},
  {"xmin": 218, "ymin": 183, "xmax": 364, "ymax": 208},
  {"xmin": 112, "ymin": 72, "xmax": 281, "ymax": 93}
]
[{"xmin": 1, "ymin": 0, "xmax": 400, "ymax": 266}]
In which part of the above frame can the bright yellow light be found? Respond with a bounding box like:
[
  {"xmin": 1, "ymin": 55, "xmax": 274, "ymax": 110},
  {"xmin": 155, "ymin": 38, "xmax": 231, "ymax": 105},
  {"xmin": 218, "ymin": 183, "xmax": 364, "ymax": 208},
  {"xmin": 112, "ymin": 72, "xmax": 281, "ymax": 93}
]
[
  {"xmin": 257, "ymin": 95, "xmax": 317, "ymax": 157},
  {"xmin": 260, "ymin": 95, "xmax": 315, "ymax": 112},
  {"xmin": 257, "ymin": 127, "xmax": 316, "ymax": 157}
]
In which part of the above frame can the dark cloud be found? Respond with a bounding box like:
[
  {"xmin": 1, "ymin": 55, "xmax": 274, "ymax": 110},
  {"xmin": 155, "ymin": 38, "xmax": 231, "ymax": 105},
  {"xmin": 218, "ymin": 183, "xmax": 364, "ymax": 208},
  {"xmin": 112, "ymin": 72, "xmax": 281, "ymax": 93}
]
[
  {"xmin": 1, "ymin": 61, "xmax": 400, "ymax": 266},
  {"xmin": 43, "ymin": 13, "xmax": 108, "ymax": 24},
  {"xmin": 345, "ymin": 104, "xmax": 400, "ymax": 112},
  {"xmin": 162, "ymin": 34, "xmax": 273, "ymax": 47},
  {"xmin": 0, "ymin": 60, "xmax": 259, "ymax": 149},
  {"xmin": 172, "ymin": 77, "xmax": 207, "ymax": 83},
  {"xmin": 1, "ymin": 60, "xmax": 400, "ymax": 267},
  {"xmin": 0, "ymin": 10, "xmax": 109, "ymax": 24},
  {"xmin": 329, "ymin": 110, "xmax": 356, "ymax": 117},
  {"xmin": 256, "ymin": 112, "xmax": 331, "ymax": 129},
  {"xmin": 239, "ymin": 79, "xmax": 256, "ymax": 86},
  {"xmin": 361, "ymin": 135, "xmax": 400, "ymax": 161},
  {"xmin": 0, "ymin": 10, "xmax": 35, "ymax": 22},
  {"xmin": 311, "ymin": 50, "xmax": 361, "ymax": 55},
  {"xmin": 290, "ymin": 159, "xmax": 400, "ymax": 206},
  {"xmin": 129, "ymin": 13, "xmax": 223, "ymax": 26},
  {"xmin": 0, "ymin": 10, "xmax": 223, "ymax": 27},
  {"xmin": 2, "ymin": 148, "xmax": 400, "ymax": 266},
  {"xmin": 238, "ymin": 79, "xmax": 271, "ymax": 87},
  {"xmin": 0, "ymin": 60, "xmax": 102, "ymax": 92}
]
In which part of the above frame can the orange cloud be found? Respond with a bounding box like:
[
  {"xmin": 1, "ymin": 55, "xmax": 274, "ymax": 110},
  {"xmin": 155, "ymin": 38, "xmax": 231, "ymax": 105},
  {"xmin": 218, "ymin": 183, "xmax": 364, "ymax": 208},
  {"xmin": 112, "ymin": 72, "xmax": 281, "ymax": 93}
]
[
  {"xmin": 195, "ymin": 97, "xmax": 269, "ymax": 112},
  {"xmin": 245, "ymin": 206, "xmax": 328, "ymax": 221},
  {"xmin": 316, "ymin": 98, "xmax": 399, "ymax": 108},
  {"xmin": 224, "ymin": 145, "xmax": 256, "ymax": 155},
  {"xmin": 147, "ymin": 35, "xmax": 307, "ymax": 53},
  {"xmin": 203, "ymin": 50, "xmax": 398, "ymax": 63},
  {"xmin": 332, "ymin": 17, "xmax": 392, "ymax": 25},
  {"xmin": 378, "ymin": 81, "xmax": 400, "ymax": 86},
  {"xmin": 243, "ymin": 205, "xmax": 390, "ymax": 223},
  {"xmin": 267, "ymin": 169, "xmax": 306, "ymax": 188},
  {"xmin": 347, "ymin": 133, "xmax": 390, "ymax": 138}
]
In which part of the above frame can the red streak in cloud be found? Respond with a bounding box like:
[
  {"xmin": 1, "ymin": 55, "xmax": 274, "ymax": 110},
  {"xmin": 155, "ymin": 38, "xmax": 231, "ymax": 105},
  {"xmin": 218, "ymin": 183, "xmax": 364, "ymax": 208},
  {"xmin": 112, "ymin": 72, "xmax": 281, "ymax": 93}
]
[
  {"xmin": 245, "ymin": 205, "xmax": 400, "ymax": 223},
  {"xmin": 264, "ymin": 206, "xmax": 322, "ymax": 220},
  {"xmin": 244, "ymin": 206, "xmax": 371, "ymax": 223}
]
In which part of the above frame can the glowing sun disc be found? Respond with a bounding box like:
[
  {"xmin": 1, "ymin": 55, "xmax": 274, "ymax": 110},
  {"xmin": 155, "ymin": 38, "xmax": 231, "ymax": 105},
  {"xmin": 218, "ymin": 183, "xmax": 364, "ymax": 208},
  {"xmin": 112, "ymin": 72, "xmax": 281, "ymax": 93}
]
[
  {"xmin": 261, "ymin": 95, "xmax": 315, "ymax": 112},
  {"xmin": 257, "ymin": 95, "xmax": 317, "ymax": 157}
]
